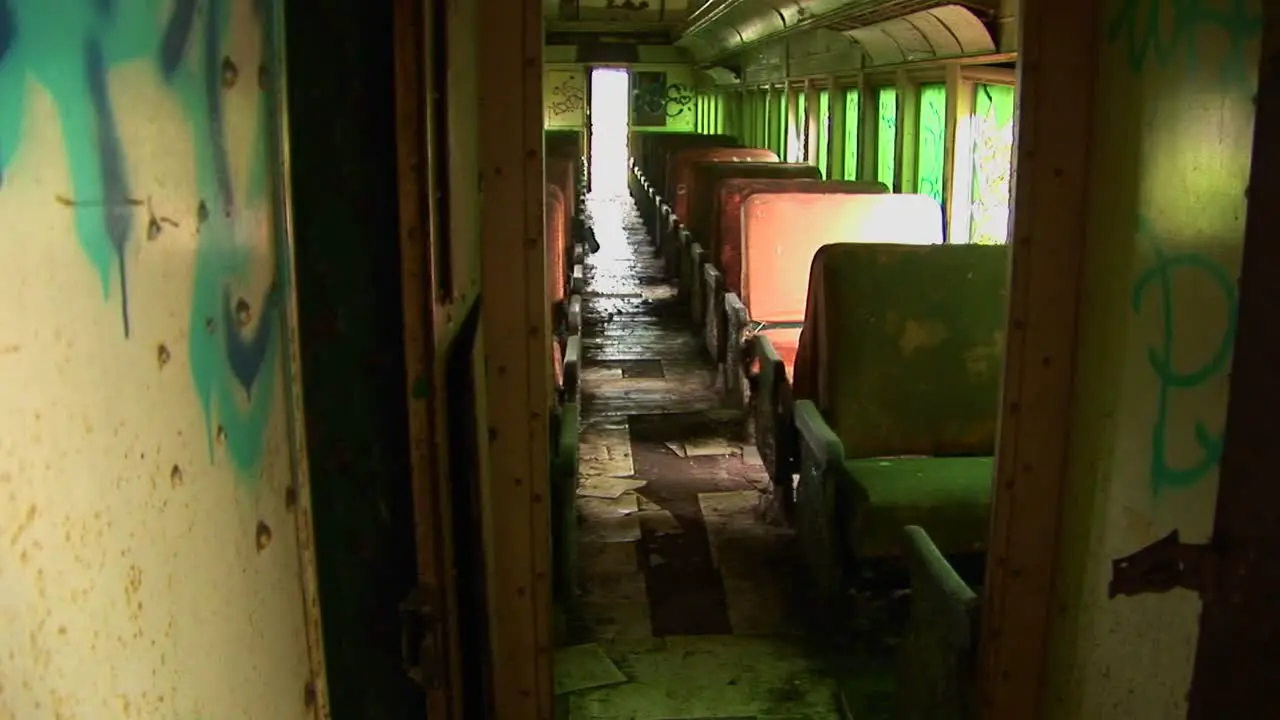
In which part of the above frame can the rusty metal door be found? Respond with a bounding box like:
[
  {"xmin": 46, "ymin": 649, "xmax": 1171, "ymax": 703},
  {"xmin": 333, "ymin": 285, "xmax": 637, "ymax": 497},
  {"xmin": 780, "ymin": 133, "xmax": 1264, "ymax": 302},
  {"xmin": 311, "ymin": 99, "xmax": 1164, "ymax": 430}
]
[{"xmin": 1185, "ymin": 7, "xmax": 1280, "ymax": 716}]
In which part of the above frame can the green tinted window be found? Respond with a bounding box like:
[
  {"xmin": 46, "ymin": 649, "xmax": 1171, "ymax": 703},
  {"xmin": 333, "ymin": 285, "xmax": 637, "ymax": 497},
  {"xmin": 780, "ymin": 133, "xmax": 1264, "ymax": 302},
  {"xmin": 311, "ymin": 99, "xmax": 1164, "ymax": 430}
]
[
  {"xmin": 843, "ymin": 89, "xmax": 861, "ymax": 181},
  {"xmin": 916, "ymin": 83, "xmax": 946, "ymax": 204},
  {"xmin": 778, "ymin": 89, "xmax": 788, "ymax": 154},
  {"xmin": 970, "ymin": 84, "xmax": 1017, "ymax": 244},
  {"xmin": 817, "ymin": 89, "xmax": 830, "ymax": 178},
  {"xmin": 796, "ymin": 91, "xmax": 807, "ymax": 162},
  {"xmin": 876, "ymin": 87, "xmax": 898, "ymax": 188}
]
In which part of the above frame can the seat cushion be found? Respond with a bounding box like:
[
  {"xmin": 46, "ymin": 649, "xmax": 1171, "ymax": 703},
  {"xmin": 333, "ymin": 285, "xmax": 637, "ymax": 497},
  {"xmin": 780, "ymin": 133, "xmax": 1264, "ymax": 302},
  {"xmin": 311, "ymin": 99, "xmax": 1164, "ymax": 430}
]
[{"xmin": 841, "ymin": 456, "xmax": 993, "ymax": 558}]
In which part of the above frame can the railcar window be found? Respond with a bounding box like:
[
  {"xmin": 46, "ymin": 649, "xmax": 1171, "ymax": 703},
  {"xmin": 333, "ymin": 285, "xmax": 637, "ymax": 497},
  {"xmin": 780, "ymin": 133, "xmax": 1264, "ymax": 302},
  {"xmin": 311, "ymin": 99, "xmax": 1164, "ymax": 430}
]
[
  {"xmin": 842, "ymin": 88, "xmax": 861, "ymax": 181},
  {"xmin": 917, "ymin": 83, "xmax": 947, "ymax": 205},
  {"xmin": 794, "ymin": 90, "xmax": 807, "ymax": 163},
  {"xmin": 970, "ymin": 83, "xmax": 1016, "ymax": 244},
  {"xmin": 876, "ymin": 86, "xmax": 898, "ymax": 188},
  {"xmin": 817, "ymin": 89, "xmax": 830, "ymax": 178}
]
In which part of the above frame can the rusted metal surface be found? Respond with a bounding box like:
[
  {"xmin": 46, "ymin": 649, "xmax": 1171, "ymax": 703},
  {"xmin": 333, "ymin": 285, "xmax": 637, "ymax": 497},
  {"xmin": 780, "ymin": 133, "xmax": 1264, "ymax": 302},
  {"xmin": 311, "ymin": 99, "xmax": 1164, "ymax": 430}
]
[
  {"xmin": 1186, "ymin": 16, "xmax": 1280, "ymax": 717},
  {"xmin": 1108, "ymin": 530, "xmax": 1220, "ymax": 599}
]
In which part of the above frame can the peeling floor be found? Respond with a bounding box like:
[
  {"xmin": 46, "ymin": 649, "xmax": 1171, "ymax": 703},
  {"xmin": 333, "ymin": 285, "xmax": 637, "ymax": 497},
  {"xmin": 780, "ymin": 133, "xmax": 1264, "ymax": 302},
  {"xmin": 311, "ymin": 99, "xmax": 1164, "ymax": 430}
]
[{"xmin": 556, "ymin": 193, "xmax": 853, "ymax": 720}]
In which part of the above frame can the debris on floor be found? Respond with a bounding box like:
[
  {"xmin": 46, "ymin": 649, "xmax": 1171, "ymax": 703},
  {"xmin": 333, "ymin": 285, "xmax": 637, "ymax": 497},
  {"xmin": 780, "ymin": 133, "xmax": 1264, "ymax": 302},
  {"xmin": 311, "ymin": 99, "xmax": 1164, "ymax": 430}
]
[
  {"xmin": 554, "ymin": 643, "xmax": 628, "ymax": 695},
  {"xmin": 562, "ymin": 193, "xmax": 849, "ymax": 719}
]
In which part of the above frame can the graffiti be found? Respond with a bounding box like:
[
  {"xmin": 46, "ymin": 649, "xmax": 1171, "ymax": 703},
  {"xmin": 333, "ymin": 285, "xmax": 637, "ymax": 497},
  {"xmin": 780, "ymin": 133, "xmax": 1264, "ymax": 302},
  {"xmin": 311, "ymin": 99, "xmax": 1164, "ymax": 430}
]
[
  {"xmin": 0, "ymin": 0, "xmax": 282, "ymax": 484},
  {"xmin": 1108, "ymin": 0, "xmax": 1262, "ymax": 83},
  {"xmin": 548, "ymin": 74, "xmax": 584, "ymax": 117},
  {"xmin": 1130, "ymin": 220, "xmax": 1238, "ymax": 495},
  {"xmin": 633, "ymin": 82, "xmax": 694, "ymax": 119}
]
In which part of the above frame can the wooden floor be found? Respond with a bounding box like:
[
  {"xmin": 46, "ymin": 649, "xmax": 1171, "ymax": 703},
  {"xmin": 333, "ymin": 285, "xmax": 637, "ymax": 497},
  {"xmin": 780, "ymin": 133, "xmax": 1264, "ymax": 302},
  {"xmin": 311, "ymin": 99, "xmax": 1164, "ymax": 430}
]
[{"xmin": 555, "ymin": 192, "xmax": 849, "ymax": 719}]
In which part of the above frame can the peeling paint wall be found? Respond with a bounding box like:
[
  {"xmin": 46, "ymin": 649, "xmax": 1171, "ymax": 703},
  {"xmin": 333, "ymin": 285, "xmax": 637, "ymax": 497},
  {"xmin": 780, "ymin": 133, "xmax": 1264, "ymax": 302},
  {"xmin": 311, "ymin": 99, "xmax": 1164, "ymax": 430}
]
[
  {"xmin": 1046, "ymin": 0, "xmax": 1260, "ymax": 717},
  {"xmin": 0, "ymin": 0, "xmax": 318, "ymax": 716}
]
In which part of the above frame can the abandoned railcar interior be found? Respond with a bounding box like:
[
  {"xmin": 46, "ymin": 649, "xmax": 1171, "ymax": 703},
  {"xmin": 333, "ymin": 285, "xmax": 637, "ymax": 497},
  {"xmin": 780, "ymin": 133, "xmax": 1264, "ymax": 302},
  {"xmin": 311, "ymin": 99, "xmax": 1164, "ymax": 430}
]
[{"xmin": 0, "ymin": 0, "xmax": 1270, "ymax": 717}]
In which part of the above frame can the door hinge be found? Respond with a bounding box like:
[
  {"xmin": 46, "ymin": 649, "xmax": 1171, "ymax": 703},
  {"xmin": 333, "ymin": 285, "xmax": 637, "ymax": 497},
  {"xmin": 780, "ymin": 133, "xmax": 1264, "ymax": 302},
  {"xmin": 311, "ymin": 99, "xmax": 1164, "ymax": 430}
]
[
  {"xmin": 399, "ymin": 584, "xmax": 445, "ymax": 687},
  {"xmin": 1109, "ymin": 529, "xmax": 1221, "ymax": 599}
]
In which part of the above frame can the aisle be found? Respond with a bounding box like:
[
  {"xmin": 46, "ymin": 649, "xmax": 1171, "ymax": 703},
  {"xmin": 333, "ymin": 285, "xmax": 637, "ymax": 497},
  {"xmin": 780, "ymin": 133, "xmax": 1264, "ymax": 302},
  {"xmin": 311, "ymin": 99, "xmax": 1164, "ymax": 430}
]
[{"xmin": 556, "ymin": 192, "xmax": 844, "ymax": 720}]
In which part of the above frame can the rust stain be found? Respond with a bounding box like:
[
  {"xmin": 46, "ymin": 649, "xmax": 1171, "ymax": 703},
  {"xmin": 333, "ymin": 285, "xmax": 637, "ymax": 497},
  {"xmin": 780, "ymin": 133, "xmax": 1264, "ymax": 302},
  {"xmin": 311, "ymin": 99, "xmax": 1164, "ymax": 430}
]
[
  {"xmin": 255, "ymin": 520, "xmax": 273, "ymax": 552},
  {"xmin": 9, "ymin": 504, "xmax": 36, "ymax": 547},
  {"xmin": 963, "ymin": 333, "xmax": 1004, "ymax": 377},
  {"xmin": 898, "ymin": 319, "xmax": 948, "ymax": 355}
]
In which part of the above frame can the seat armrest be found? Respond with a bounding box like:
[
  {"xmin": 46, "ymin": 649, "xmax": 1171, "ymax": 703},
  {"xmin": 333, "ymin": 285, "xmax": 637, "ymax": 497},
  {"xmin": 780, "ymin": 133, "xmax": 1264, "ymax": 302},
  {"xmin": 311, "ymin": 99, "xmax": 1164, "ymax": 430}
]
[
  {"xmin": 754, "ymin": 334, "xmax": 797, "ymax": 490},
  {"xmin": 686, "ymin": 240, "xmax": 705, "ymax": 323},
  {"xmin": 794, "ymin": 399, "xmax": 846, "ymax": 468},
  {"xmin": 794, "ymin": 398, "xmax": 850, "ymax": 602},
  {"xmin": 702, "ymin": 264, "xmax": 723, "ymax": 359},
  {"xmin": 563, "ymin": 333, "xmax": 582, "ymax": 403},
  {"xmin": 551, "ymin": 401, "xmax": 581, "ymax": 600},
  {"xmin": 723, "ymin": 292, "xmax": 750, "ymax": 408},
  {"xmin": 567, "ymin": 294, "xmax": 583, "ymax": 335}
]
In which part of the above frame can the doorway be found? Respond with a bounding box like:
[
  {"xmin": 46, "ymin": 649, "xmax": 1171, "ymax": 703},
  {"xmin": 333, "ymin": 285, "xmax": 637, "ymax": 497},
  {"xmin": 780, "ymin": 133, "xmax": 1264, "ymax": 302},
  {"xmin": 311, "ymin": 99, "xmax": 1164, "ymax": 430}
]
[{"xmin": 589, "ymin": 67, "xmax": 630, "ymax": 196}]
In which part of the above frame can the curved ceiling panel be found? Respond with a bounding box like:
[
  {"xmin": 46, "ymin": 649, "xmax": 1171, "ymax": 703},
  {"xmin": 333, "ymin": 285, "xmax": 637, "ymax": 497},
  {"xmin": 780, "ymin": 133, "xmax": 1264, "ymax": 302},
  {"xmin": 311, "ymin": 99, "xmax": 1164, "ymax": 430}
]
[
  {"xmin": 677, "ymin": 0, "xmax": 998, "ymax": 64},
  {"xmin": 844, "ymin": 5, "xmax": 994, "ymax": 65}
]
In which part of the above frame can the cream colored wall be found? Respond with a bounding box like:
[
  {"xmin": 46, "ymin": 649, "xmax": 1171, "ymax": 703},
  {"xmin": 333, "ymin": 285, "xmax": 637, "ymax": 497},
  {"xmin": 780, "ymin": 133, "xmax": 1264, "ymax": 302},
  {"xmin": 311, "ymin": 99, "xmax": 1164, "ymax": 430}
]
[
  {"xmin": 0, "ymin": 1, "xmax": 322, "ymax": 716},
  {"xmin": 543, "ymin": 63, "xmax": 697, "ymax": 132},
  {"xmin": 632, "ymin": 63, "xmax": 696, "ymax": 131},
  {"xmin": 545, "ymin": 65, "xmax": 587, "ymax": 129},
  {"xmin": 1046, "ymin": 2, "xmax": 1260, "ymax": 717}
]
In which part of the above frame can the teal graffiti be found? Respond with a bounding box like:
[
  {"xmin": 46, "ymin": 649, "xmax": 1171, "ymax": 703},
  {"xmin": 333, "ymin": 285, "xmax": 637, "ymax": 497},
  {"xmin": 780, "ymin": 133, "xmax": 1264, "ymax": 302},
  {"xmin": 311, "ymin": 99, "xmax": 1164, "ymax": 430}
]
[
  {"xmin": 1108, "ymin": 0, "xmax": 1262, "ymax": 84},
  {"xmin": 1130, "ymin": 220, "xmax": 1238, "ymax": 495},
  {"xmin": 0, "ymin": 0, "xmax": 283, "ymax": 485}
]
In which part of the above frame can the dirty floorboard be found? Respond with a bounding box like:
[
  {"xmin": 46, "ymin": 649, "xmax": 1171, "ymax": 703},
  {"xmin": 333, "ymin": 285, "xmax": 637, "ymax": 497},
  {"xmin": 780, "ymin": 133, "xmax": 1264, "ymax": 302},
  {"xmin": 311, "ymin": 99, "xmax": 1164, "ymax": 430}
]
[{"xmin": 555, "ymin": 192, "xmax": 889, "ymax": 720}]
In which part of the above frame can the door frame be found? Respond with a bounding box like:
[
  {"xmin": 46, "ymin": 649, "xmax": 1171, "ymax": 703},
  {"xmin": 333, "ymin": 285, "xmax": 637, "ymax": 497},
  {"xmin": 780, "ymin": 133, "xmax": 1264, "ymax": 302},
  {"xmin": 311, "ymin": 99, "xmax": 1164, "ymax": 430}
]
[
  {"xmin": 390, "ymin": 0, "xmax": 469, "ymax": 714},
  {"xmin": 475, "ymin": 0, "xmax": 556, "ymax": 716},
  {"xmin": 976, "ymin": 0, "xmax": 1101, "ymax": 717}
]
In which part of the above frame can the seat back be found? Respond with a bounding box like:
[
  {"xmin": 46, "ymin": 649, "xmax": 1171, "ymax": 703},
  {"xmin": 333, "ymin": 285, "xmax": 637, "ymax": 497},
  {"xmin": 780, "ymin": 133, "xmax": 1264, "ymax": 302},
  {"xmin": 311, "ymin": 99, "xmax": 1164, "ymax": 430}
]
[
  {"xmin": 716, "ymin": 179, "xmax": 888, "ymax": 290},
  {"xmin": 545, "ymin": 185, "xmax": 567, "ymax": 304},
  {"xmin": 546, "ymin": 130, "xmax": 583, "ymax": 165},
  {"xmin": 688, "ymin": 162, "xmax": 822, "ymax": 249},
  {"xmin": 642, "ymin": 133, "xmax": 740, "ymax": 193},
  {"xmin": 740, "ymin": 193, "xmax": 943, "ymax": 323},
  {"xmin": 546, "ymin": 156, "xmax": 577, "ymax": 224},
  {"xmin": 894, "ymin": 525, "xmax": 979, "ymax": 720},
  {"xmin": 667, "ymin": 147, "xmax": 777, "ymax": 220},
  {"xmin": 806, "ymin": 243, "xmax": 1009, "ymax": 458}
]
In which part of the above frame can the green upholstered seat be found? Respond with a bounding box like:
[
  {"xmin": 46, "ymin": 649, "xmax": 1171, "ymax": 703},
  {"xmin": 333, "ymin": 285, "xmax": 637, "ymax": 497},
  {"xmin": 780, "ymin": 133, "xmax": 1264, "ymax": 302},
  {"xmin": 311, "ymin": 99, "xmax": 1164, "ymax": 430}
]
[
  {"xmin": 792, "ymin": 243, "xmax": 1009, "ymax": 595},
  {"xmin": 841, "ymin": 457, "xmax": 993, "ymax": 558},
  {"xmin": 817, "ymin": 244, "xmax": 1008, "ymax": 459},
  {"xmin": 894, "ymin": 525, "xmax": 980, "ymax": 720}
]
